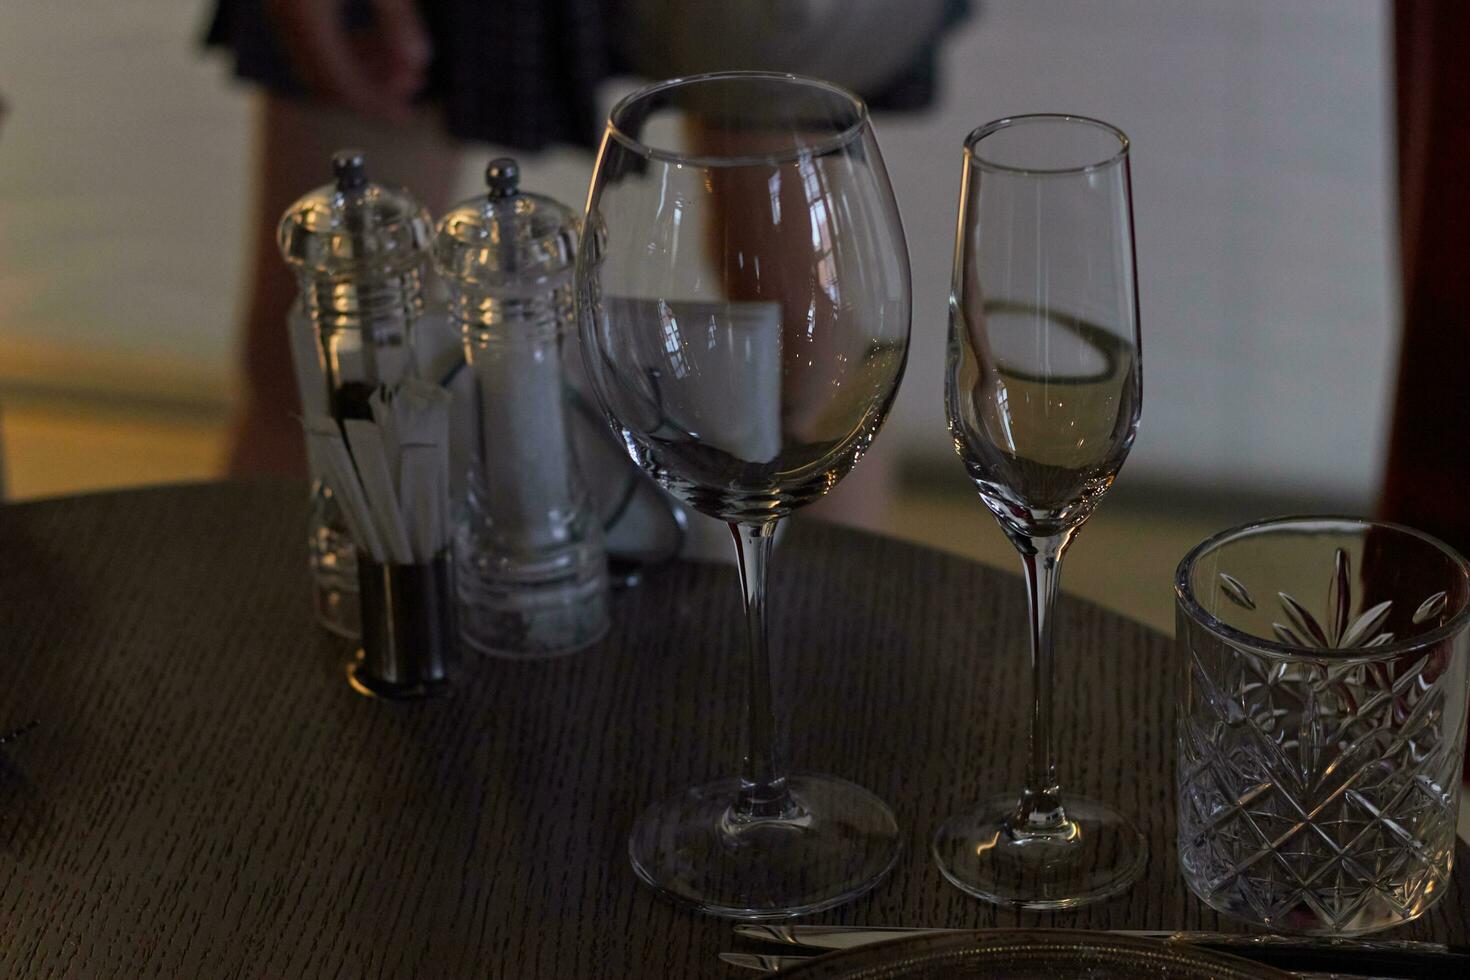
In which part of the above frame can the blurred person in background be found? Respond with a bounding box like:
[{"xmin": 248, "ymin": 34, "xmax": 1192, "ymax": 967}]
[{"xmin": 207, "ymin": 0, "xmax": 968, "ymax": 527}]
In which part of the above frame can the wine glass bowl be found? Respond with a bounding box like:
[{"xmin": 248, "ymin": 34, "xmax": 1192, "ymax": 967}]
[
  {"xmin": 577, "ymin": 72, "xmax": 910, "ymax": 919},
  {"xmin": 581, "ymin": 76, "xmax": 909, "ymax": 525},
  {"xmin": 935, "ymin": 115, "xmax": 1147, "ymax": 909}
]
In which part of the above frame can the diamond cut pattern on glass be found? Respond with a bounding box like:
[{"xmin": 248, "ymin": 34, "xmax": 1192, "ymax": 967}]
[
  {"xmin": 1180, "ymin": 546, "xmax": 1462, "ymax": 934},
  {"xmin": 1218, "ymin": 547, "xmax": 1447, "ymax": 652}
]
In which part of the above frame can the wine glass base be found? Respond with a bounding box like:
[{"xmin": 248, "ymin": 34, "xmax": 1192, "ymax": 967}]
[
  {"xmin": 628, "ymin": 773, "xmax": 901, "ymax": 920},
  {"xmin": 932, "ymin": 793, "xmax": 1147, "ymax": 910}
]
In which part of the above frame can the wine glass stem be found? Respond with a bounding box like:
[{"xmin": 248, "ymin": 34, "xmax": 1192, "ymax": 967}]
[
  {"xmin": 1013, "ymin": 529, "xmax": 1075, "ymax": 836},
  {"xmin": 729, "ymin": 520, "xmax": 795, "ymax": 822}
]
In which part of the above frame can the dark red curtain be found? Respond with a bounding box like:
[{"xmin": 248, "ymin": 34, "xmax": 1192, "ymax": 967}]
[
  {"xmin": 1383, "ymin": 0, "xmax": 1470, "ymax": 769},
  {"xmin": 1381, "ymin": 1, "xmax": 1470, "ymax": 552}
]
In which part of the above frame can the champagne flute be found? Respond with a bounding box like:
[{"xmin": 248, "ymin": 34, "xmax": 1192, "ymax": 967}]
[
  {"xmin": 576, "ymin": 72, "xmax": 910, "ymax": 919},
  {"xmin": 935, "ymin": 115, "xmax": 1147, "ymax": 908}
]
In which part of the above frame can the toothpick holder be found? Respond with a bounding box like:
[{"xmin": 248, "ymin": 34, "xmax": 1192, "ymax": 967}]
[{"xmin": 349, "ymin": 551, "xmax": 457, "ymax": 700}]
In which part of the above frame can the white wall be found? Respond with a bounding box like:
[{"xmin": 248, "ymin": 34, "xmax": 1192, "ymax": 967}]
[
  {"xmin": 0, "ymin": 1, "xmax": 253, "ymax": 366},
  {"xmin": 878, "ymin": 0, "xmax": 1397, "ymax": 504},
  {"xmin": 0, "ymin": 0, "xmax": 1396, "ymax": 504}
]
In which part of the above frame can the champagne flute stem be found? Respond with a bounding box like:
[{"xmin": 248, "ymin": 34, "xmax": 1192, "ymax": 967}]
[
  {"xmin": 1013, "ymin": 528, "xmax": 1076, "ymax": 836},
  {"xmin": 730, "ymin": 519, "xmax": 795, "ymax": 822}
]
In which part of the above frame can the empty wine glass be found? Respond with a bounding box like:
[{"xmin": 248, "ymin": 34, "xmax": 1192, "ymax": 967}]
[
  {"xmin": 934, "ymin": 115, "xmax": 1148, "ymax": 908},
  {"xmin": 576, "ymin": 72, "xmax": 910, "ymax": 919}
]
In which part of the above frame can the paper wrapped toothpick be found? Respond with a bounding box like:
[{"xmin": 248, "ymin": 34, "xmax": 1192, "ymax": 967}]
[{"xmin": 302, "ymin": 378, "xmax": 453, "ymax": 565}]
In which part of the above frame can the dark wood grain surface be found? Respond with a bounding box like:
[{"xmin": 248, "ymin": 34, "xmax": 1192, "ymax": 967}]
[{"xmin": 0, "ymin": 481, "xmax": 1465, "ymax": 978}]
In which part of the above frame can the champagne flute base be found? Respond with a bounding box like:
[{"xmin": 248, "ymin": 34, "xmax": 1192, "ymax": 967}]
[
  {"xmin": 628, "ymin": 773, "xmax": 900, "ymax": 920},
  {"xmin": 932, "ymin": 793, "xmax": 1147, "ymax": 910}
]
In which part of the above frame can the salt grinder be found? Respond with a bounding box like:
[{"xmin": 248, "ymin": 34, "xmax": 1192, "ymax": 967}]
[
  {"xmin": 433, "ymin": 159, "xmax": 610, "ymax": 658},
  {"xmin": 277, "ymin": 151, "xmax": 434, "ymax": 638}
]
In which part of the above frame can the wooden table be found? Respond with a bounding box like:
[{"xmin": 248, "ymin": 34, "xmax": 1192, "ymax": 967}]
[{"xmin": 0, "ymin": 482, "xmax": 1465, "ymax": 977}]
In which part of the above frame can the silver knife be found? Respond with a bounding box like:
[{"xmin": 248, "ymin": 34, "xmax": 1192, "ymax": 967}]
[
  {"xmin": 734, "ymin": 924, "xmax": 960, "ymax": 951},
  {"xmin": 733, "ymin": 924, "xmax": 1457, "ymax": 955},
  {"xmin": 719, "ymin": 952, "xmax": 810, "ymax": 973}
]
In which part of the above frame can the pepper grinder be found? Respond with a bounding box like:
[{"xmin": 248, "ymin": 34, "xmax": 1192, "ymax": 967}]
[
  {"xmin": 433, "ymin": 159, "xmax": 610, "ymax": 658},
  {"xmin": 277, "ymin": 151, "xmax": 434, "ymax": 637}
]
